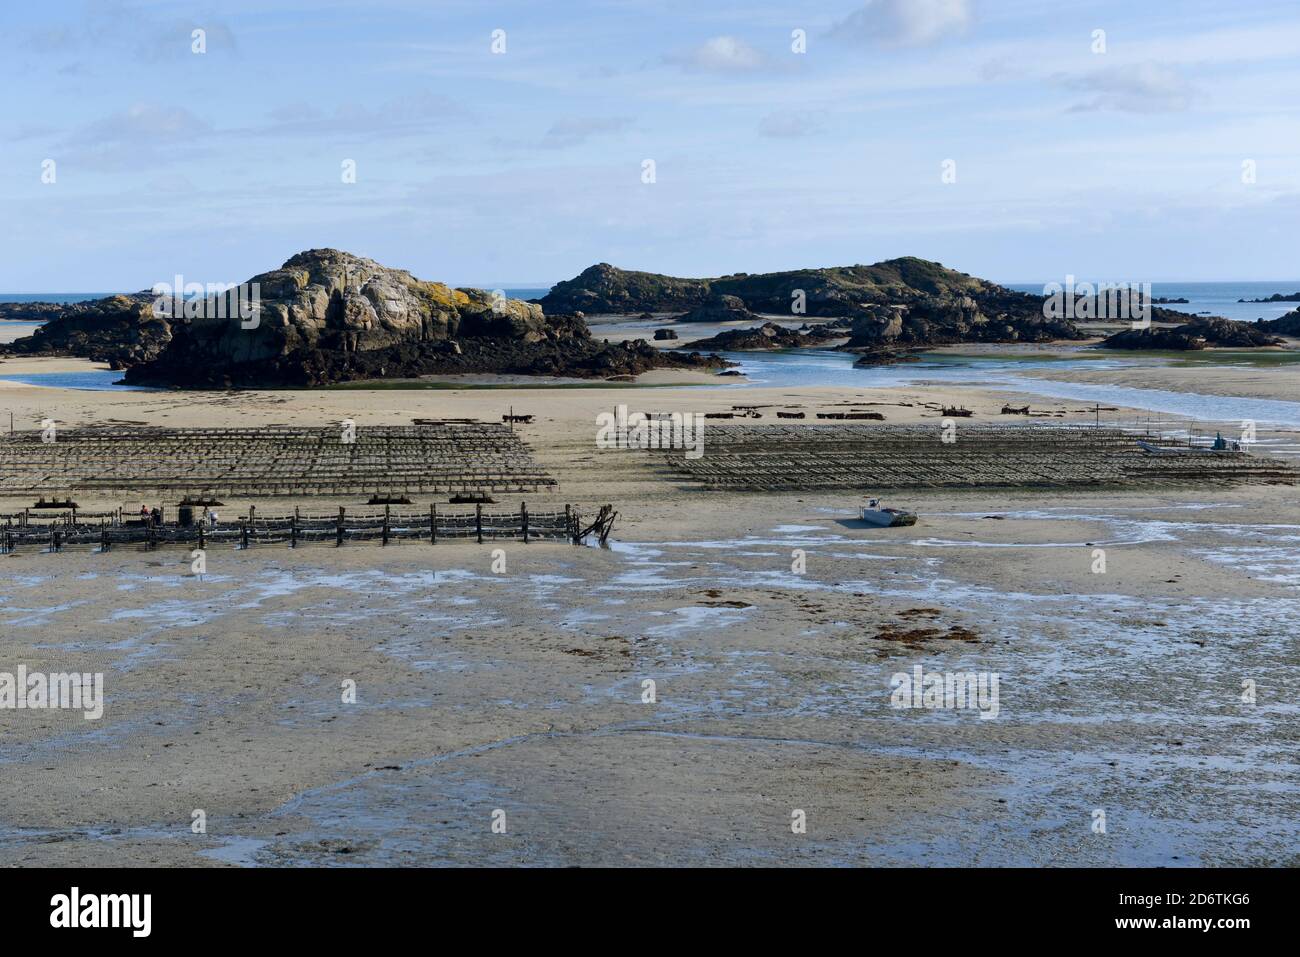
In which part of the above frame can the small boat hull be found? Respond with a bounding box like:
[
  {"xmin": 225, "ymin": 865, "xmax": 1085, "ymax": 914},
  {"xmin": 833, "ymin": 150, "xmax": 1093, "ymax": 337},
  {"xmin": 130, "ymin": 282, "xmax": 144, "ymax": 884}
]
[{"xmin": 860, "ymin": 507, "xmax": 917, "ymax": 527}]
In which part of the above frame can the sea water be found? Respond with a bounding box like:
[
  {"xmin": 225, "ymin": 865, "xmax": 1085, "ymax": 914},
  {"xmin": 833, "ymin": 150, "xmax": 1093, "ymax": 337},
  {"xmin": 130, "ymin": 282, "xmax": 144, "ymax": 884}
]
[{"xmin": 1007, "ymin": 281, "xmax": 1300, "ymax": 324}]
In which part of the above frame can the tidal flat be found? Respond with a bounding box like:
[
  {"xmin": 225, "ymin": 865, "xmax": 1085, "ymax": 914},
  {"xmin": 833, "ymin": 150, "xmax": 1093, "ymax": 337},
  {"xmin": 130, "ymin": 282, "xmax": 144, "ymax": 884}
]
[
  {"xmin": 2, "ymin": 485, "xmax": 1297, "ymax": 866},
  {"xmin": 1, "ymin": 356, "xmax": 1297, "ymax": 866}
]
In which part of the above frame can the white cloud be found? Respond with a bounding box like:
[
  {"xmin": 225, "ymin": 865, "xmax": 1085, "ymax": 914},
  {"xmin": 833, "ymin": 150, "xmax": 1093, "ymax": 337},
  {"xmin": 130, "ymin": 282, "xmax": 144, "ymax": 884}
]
[
  {"xmin": 1060, "ymin": 63, "xmax": 1197, "ymax": 114},
  {"xmin": 830, "ymin": 0, "xmax": 973, "ymax": 47},
  {"xmin": 67, "ymin": 103, "xmax": 210, "ymax": 147},
  {"xmin": 255, "ymin": 92, "xmax": 462, "ymax": 137},
  {"xmin": 541, "ymin": 117, "xmax": 632, "ymax": 149},
  {"xmin": 668, "ymin": 36, "xmax": 767, "ymax": 72}
]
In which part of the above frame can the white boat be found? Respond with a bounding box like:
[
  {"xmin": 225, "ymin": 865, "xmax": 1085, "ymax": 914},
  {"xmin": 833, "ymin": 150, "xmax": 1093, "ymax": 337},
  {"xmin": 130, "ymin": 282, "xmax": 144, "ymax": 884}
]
[{"xmin": 860, "ymin": 498, "xmax": 917, "ymax": 527}]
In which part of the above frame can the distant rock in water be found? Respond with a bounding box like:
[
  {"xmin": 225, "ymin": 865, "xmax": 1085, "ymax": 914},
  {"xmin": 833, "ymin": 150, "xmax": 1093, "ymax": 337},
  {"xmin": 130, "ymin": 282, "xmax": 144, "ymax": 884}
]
[
  {"xmin": 77, "ymin": 249, "xmax": 731, "ymax": 388},
  {"xmin": 541, "ymin": 257, "xmax": 1086, "ymax": 346},
  {"xmin": 853, "ymin": 348, "xmax": 923, "ymax": 367},
  {"xmin": 0, "ymin": 301, "xmax": 79, "ymax": 322},
  {"xmin": 1240, "ymin": 292, "xmax": 1300, "ymax": 303},
  {"xmin": 1, "ymin": 293, "xmax": 173, "ymax": 367},
  {"xmin": 1101, "ymin": 316, "xmax": 1285, "ymax": 350},
  {"xmin": 678, "ymin": 321, "xmax": 841, "ymax": 351},
  {"xmin": 653, "ymin": 328, "xmax": 678, "ymax": 340}
]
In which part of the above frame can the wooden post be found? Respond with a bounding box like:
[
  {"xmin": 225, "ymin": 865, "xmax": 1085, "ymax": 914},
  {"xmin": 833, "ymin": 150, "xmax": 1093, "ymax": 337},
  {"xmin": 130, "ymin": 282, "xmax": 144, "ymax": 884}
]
[
  {"xmin": 291, "ymin": 507, "xmax": 299, "ymax": 548},
  {"xmin": 240, "ymin": 519, "xmax": 249, "ymax": 550},
  {"xmin": 382, "ymin": 505, "xmax": 390, "ymax": 546},
  {"xmin": 521, "ymin": 501, "xmax": 529, "ymax": 543},
  {"xmin": 336, "ymin": 506, "xmax": 345, "ymax": 547},
  {"xmin": 475, "ymin": 503, "xmax": 483, "ymax": 544},
  {"xmin": 430, "ymin": 503, "xmax": 436, "ymax": 544}
]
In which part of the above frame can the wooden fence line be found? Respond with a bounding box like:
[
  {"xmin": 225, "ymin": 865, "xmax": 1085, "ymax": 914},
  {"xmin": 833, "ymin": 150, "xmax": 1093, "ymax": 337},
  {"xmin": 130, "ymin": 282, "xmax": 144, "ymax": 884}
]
[{"xmin": 0, "ymin": 504, "xmax": 617, "ymax": 554}]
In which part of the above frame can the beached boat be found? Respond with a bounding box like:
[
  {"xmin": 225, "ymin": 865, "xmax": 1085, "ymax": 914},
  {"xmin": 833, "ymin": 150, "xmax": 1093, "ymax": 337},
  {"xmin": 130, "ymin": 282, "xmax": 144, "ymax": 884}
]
[
  {"xmin": 860, "ymin": 498, "xmax": 917, "ymax": 527},
  {"xmin": 1138, "ymin": 437, "xmax": 1240, "ymax": 456}
]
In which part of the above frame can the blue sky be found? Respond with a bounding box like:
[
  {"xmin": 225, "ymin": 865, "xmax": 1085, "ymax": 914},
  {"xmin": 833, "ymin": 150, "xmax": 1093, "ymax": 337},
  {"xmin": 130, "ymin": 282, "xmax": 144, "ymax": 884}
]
[{"xmin": 2, "ymin": 0, "xmax": 1298, "ymax": 290}]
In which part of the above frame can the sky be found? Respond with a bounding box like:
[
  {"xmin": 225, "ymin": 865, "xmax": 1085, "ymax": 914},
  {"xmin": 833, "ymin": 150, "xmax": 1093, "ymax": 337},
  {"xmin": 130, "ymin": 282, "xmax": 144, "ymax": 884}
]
[{"xmin": 2, "ymin": 0, "xmax": 1298, "ymax": 291}]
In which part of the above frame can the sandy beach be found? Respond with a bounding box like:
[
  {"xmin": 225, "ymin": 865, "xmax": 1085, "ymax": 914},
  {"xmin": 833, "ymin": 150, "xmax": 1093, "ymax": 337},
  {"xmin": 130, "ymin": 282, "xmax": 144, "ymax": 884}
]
[
  {"xmin": 1020, "ymin": 359, "xmax": 1300, "ymax": 404},
  {"xmin": 2, "ymin": 358, "xmax": 1298, "ymax": 867}
]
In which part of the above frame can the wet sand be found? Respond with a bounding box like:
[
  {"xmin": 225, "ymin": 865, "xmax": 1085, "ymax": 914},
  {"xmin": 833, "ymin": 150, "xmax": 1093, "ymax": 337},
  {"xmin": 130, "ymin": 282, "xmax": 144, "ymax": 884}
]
[
  {"xmin": 3, "ymin": 486, "xmax": 1298, "ymax": 866},
  {"xmin": 0, "ymin": 323, "xmax": 43, "ymax": 346},
  {"xmin": 1020, "ymin": 360, "xmax": 1300, "ymax": 404},
  {"xmin": 1, "ymin": 364, "xmax": 1298, "ymax": 866}
]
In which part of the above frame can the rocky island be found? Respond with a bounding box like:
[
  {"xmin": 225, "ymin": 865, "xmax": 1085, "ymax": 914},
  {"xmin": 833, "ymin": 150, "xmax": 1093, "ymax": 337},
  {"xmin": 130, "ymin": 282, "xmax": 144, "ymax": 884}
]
[
  {"xmin": 1255, "ymin": 308, "xmax": 1300, "ymax": 337},
  {"xmin": 1239, "ymin": 292, "xmax": 1300, "ymax": 303},
  {"xmin": 541, "ymin": 257, "xmax": 1086, "ymax": 348},
  {"xmin": 12, "ymin": 254, "xmax": 1292, "ymax": 383},
  {"xmin": 1100, "ymin": 316, "xmax": 1285, "ymax": 350},
  {"xmin": 676, "ymin": 321, "xmax": 845, "ymax": 352},
  {"xmin": 1, "ymin": 293, "xmax": 174, "ymax": 367},
  {"xmin": 1, "ymin": 250, "xmax": 728, "ymax": 387}
]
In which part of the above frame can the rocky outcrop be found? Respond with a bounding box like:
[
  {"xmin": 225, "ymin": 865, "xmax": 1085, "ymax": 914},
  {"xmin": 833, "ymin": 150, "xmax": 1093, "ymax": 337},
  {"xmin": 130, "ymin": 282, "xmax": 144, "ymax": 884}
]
[
  {"xmin": 112, "ymin": 249, "xmax": 726, "ymax": 387},
  {"xmin": 537, "ymin": 263, "xmax": 710, "ymax": 314},
  {"xmin": 672, "ymin": 294, "xmax": 763, "ymax": 324},
  {"xmin": 212, "ymin": 334, "xmax": 729, "ymax": 384},
  {"xmin": 1101, "ymin": 317, "xmax": 1285, "ymax": 350},
  {"xmin": 841, "ymin": 294, "xmax": 1081, "ymax": 348},
  {"xmin": 544, "ymin": 256, "xmax": 1015, "ymax": 314},
  {"xmin": 541, "ymin": 257, "xmax": 1088, "ymax": 346},
  {"xmin": 1256, "ymin": 309, "xmax": 1300, "ymax": 337},
  {"xmin": 1240, "ymin": 292, "xmax": 1300, "ymax": 303},
  {"xmin": 853, "ymin": 349, "xmax": 923, "ymax": 367},
  {"xmin": 653, "ymin": 328, "xmax": 678, "ymax": 340},
  {"xmin": 1, "ymin": 293, "xmax": 174, "ymax": 367},
  {"xmin": 676, "ymin": 321, "xmax": 842, "ymax": 351},
  {"xmin": 0, "ymin": 301, "xmax": 80, "ymax": 323}
]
